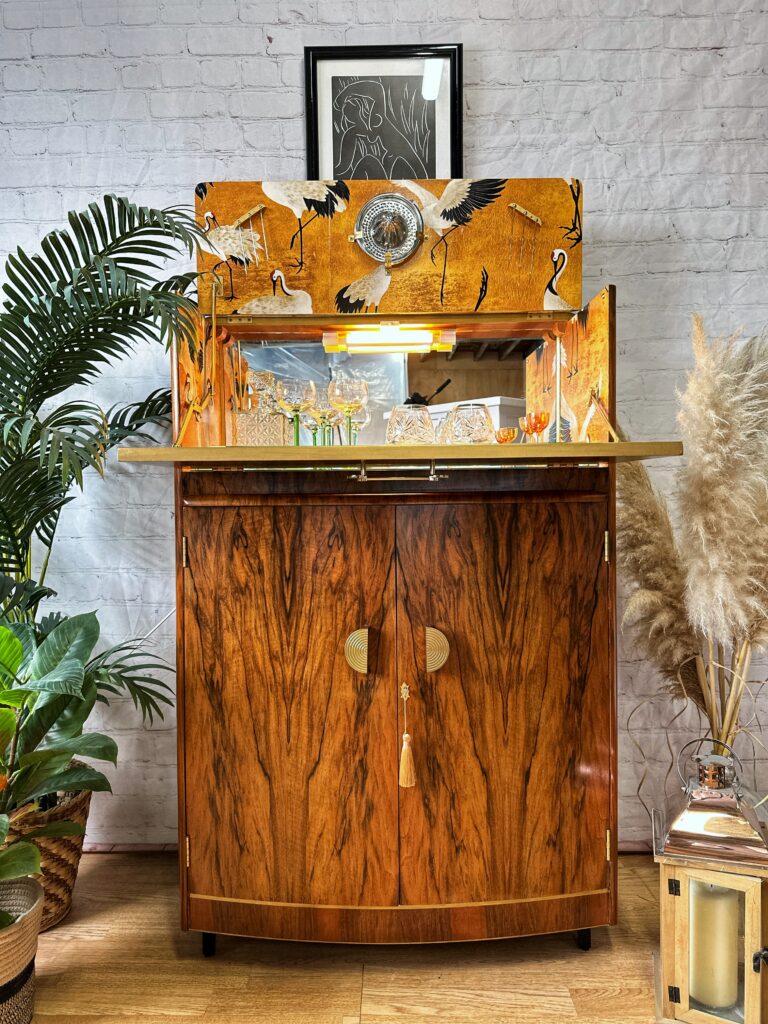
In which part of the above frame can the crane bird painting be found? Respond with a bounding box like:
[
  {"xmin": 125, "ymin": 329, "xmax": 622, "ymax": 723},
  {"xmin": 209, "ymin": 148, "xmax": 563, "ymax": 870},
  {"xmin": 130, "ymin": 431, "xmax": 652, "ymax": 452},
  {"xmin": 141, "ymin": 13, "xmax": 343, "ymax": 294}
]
[
  {"xmin": 393, "ymin": 178, "xmax": 507, "ymax": 304},
  {"xmin": 543, "ymin": 248, "xmax": 572, "ymax": 311},
  {"xmin": 335, "ymin": 264, "xmax": 391, "ymax": 314},
  {"xmin": 261, "ymin": 179, "xmax": 350, "ymax": 272},
  {"xmin": 201, "ymin": 211, "xmax": 263, "ymax": 301},
  {"xmin": 232, "ymin": 269, "xmax": 312, "ymax": 315}
]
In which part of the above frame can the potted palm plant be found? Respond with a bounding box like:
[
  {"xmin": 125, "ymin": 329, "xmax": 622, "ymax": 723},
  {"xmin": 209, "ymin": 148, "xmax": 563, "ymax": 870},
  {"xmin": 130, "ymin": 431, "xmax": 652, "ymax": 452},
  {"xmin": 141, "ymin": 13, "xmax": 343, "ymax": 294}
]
[{"xmin": 0, "ymin": 194, "xmax": 205, "ymax": 926}]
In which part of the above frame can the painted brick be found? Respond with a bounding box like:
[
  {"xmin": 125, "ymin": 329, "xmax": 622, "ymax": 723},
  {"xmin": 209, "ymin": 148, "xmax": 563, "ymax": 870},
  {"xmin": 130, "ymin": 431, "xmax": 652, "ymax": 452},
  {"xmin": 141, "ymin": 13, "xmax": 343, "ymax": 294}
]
[
  {"xmin": 43, "ymin": 58, "xmax": 120, "ymax": 91},
  {"xmin": 3, "ymin": 3, "xmax": 41, "ymax": 29},
  {"xmin": 187, "ymin": 24, "xmax": 263, "ymax": 54},
  {"xmin": 119, "ymin": 1, "xmax": 160, "ymax": 25},
  {"xmin": 81, "ymin": 0, "xmax": 119, "ymax": 24},
  {"xmin": 71, "ymin": 91, "xmax": 149, "ymax": 121},
  {"xmin": 200, "ymin": 57, "xmax": 241, "ymax": 88},
  {"xmin": 47, "ymin": 123, "xmax": 87, "ymax": 152},
  {"xmin": 0, "ymin": 30, "xmax": 31, "ymax": 58},
  {"xmin": 160, "ymin": 59, "xmax": 200, "ymax": 87},
  {"xmin": 121, "ymin": 61, "xmax": 161, "ymax": 89},
  {"xmin": 149, "ymin": 90, "xmax": 228, "ymax": 118},
  {"xmin": 108, "ymin": 26, "xmax": 187, "ymax": 56},
  {"xmin": 41, "ymin": 0, "xmax": 80, "ymax": 27},
  {"xmin": 2, "ymin": 62, "xmax": 40, "ymax": 89},
  {"xmin": 0, "ymin": 92, "xmax": 69, "ymax": 122},
  {"xmin": 30, "ymin": 27, "xmax": 108, "ymax": 56},
  {"xmin": 242, "ymin": 57, "xmax": 281, "ymax": 87}
]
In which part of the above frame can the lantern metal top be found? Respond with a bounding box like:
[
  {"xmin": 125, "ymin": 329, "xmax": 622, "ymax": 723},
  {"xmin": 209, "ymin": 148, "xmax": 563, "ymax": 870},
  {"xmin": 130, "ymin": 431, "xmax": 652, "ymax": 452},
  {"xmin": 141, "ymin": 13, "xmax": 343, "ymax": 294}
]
[{"xmin": 657, "ymin": 742, "xmax": 768, "ymax": 868}]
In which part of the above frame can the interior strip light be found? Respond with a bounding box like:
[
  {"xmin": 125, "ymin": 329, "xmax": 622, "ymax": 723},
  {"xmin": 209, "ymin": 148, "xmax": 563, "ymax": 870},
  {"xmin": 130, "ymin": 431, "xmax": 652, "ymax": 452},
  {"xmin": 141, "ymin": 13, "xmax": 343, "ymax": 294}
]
[{"xmin": 323, "ymin": 327, "xmax": 456, "ymax": 355}]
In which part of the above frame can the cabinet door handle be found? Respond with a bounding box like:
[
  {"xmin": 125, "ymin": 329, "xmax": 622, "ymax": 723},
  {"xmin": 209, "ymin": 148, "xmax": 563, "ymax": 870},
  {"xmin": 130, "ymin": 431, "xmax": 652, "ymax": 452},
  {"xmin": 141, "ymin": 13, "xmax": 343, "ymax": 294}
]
[
  {"xmin": 425, "ymin": 627, "xmax": 450, "ymax": 672},
  {"xmin": 344, "ymin": 628, "xmax": 369, "ymax": 673}
]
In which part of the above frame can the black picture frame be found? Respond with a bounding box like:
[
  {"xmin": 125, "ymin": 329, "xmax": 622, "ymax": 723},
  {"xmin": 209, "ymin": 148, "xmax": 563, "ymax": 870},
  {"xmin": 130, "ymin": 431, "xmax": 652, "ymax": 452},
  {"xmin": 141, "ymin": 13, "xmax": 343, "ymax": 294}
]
[{"xmin": 304, "ymin": 43, "xmax": 463, "ymax": 180}]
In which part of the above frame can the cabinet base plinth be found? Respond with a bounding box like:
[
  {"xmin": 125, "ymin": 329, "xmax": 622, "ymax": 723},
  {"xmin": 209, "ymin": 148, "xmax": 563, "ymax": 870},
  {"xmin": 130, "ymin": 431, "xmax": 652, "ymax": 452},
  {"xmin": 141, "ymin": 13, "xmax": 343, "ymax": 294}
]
[{"xmin": 187, "ymin": 892, "xmax": 613, "ymax": 945}]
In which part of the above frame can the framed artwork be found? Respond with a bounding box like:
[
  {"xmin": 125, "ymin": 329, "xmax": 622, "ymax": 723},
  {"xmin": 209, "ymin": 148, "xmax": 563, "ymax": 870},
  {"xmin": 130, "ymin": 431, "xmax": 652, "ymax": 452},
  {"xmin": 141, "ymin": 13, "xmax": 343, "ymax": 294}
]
[{"xmin": 304, "ymin": 44, "xmax": 463, "ymax": 180}]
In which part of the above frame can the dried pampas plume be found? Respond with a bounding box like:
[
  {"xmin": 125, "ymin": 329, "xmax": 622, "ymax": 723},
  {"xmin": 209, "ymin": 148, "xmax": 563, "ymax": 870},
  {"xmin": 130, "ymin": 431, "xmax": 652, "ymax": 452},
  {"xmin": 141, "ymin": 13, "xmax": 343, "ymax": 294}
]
[
  {"xmin": 617, "ymin": 455, "xmax": 702, "ymax": 707},
  {"xmin": 678, "ymin": 316, "xmax": 768, "ymax": 644},
  {"xmin": 618, "ymin": 316, "xmax": 768, "ymax": 745}
]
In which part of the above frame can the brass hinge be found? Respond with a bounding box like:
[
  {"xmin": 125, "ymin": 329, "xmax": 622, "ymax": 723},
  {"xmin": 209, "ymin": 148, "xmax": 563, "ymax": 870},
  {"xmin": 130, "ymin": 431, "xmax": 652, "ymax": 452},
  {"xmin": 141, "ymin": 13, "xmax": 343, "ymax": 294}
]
[
  {"xmin": 181, "ymin": 536, "xmax": 188, "ymax": 568},
  {"xmin": 185, "ymin": 835, "xmax": 190, "ymax": 868},
  {"xmin": 606, "ymin": 828, "xmax": 611, "ymax": 861},
  {"xmin": 604, "ymin": 530, "xmax": 610, "ymax": 563}
]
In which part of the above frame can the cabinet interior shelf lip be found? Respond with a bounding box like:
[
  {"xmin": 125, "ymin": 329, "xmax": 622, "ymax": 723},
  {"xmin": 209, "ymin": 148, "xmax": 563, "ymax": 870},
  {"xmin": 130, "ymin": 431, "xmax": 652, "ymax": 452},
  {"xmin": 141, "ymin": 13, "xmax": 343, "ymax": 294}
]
[{"xmin": 117, "ymin": 440, "xmax": 683, "ymax": 466}]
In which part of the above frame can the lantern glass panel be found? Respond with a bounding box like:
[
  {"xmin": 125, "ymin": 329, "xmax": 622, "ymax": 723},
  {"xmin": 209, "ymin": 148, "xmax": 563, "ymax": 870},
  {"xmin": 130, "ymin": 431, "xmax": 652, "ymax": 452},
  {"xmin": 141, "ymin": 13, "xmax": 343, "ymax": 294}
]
[{"xmin": 688, "ymin": 880, "xmax": 745, "ymax": 1022}]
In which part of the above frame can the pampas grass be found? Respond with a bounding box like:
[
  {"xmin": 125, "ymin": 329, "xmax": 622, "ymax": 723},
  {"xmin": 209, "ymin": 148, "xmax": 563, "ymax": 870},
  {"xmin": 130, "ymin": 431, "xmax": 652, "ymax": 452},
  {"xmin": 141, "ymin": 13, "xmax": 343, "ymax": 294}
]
[{"xmin": 619, "ymin": 315, "xmax": 768, "ymax": 747}]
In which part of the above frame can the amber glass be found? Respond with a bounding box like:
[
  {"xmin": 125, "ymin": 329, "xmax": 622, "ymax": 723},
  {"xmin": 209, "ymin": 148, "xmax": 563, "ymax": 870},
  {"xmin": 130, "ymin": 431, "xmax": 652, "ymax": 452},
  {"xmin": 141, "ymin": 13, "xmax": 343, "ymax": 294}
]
[{"xmin": 495, "ymin": 427, "xmax": 518, "ymax": 444}]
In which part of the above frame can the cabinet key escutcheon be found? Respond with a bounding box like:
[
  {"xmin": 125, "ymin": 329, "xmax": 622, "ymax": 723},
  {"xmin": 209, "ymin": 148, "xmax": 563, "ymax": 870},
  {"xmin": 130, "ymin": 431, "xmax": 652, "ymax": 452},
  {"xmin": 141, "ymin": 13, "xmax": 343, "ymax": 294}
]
[
  {"xmin": 425, "ymin": 626, "xmax": 450, "ymax": 672},
  {"xmin": 344, "ymin": 627, "xmax": 370, "ymax": 674}
]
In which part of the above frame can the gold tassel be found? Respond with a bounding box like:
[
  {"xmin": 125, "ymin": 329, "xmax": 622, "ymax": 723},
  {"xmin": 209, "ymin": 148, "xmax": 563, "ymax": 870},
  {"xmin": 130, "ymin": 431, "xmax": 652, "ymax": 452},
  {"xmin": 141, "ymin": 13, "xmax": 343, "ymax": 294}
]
[{"xmin": 399, "ymin": 683, "xmax": 416, "ymax": 789}]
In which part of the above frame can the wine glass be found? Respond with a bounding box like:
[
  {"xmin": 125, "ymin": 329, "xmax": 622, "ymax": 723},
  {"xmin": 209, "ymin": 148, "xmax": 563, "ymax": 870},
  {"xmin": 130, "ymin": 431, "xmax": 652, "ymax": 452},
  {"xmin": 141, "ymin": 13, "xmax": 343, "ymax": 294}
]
[
  {"xmin": 518, "ymin": 415, "xmax": 535, "ymax": 444},
  {"xmin": 533, "ymin": 410, "xmax": 550, "ymax": 443},
  {"xmin": 350, "ymin": 407, "xmax": 372, "ymax": 446},
  {"xmin": 309, "ymin": 385, "xmax": 336, "ymax": 446},
  {"xmin": 495, "ymin": 427, "xmax": 518, "ymax": 444},
  {"xmin": 329, "ymin": 378, "xmax": 369, "ymax": 445},
  {"xmin": 276, "ymin": 378, "xmax": 316, "ymax": 447}
]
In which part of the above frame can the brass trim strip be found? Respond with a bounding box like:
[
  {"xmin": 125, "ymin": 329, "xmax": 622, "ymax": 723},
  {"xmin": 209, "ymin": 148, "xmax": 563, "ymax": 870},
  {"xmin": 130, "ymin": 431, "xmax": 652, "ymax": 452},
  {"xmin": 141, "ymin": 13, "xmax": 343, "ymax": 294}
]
[{"xmin": 189, "ymin": 888, "xmax": 609, "ymax": 911}]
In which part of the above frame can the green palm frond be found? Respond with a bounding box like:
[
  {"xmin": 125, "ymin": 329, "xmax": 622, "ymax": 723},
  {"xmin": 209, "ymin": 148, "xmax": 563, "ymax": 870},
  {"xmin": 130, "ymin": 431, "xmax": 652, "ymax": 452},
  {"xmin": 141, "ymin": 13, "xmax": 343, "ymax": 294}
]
[
  {"xmin": 2, "ymin": 195, "xmax": 205, "ymax": 309},
  {"xmin": 1, "ymin": 258, "xmax": 199, "ymax": 417},
  {"xmin": 87, "ymin": 640, "xmax": 173, "ymax": 726},
  {"xmin": 107, "ymin": 388, "xmax": 172, "ymax": 447}
]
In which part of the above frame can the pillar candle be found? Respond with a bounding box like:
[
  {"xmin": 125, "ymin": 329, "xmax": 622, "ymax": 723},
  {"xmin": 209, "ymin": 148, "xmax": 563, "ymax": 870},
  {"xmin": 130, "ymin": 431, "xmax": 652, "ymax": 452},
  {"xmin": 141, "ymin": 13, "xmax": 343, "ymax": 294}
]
[{"xmin": 689, "ymin": 880, "xmax": 740, "ymax": 1010}]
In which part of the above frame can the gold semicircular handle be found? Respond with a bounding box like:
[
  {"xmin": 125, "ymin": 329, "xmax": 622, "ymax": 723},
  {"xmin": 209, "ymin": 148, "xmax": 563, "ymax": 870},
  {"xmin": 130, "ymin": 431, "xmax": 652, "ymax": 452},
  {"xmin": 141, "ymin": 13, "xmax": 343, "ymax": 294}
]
[
  {"xmin": 425, "ymin": 627, "xmax": 450, "ymax": 672},
  {"xmin": 344, "ymin": 628, "xmax": 369, "ymax": 674}
]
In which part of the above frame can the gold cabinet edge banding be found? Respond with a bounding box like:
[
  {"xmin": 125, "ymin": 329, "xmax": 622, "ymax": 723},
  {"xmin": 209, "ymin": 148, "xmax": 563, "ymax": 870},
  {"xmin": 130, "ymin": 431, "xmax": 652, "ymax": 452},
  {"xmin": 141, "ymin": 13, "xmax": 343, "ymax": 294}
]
[{"xmin": 188, "ymin": 887, "xmax": 609, "ymax": 910}]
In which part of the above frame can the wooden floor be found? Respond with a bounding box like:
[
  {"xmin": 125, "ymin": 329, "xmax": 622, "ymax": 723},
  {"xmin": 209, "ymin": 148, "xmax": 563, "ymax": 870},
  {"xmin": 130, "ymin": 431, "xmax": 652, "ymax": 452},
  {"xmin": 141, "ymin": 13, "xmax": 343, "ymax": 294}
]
[{"xmin": 33, "ymin": 853, "xmax": 660, "ymax": 1023}]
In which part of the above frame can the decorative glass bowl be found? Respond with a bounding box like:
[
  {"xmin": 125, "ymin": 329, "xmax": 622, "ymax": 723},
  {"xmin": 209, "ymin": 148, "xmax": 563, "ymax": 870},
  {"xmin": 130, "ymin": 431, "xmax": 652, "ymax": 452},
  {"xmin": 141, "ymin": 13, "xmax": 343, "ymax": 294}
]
[
  {"xmin": 443, "ymin": 402, "xmax": 495, "ymax": 444},
  {"xmin": 386, "ymin": 404, "xmax": 436, "ymax": 445}
]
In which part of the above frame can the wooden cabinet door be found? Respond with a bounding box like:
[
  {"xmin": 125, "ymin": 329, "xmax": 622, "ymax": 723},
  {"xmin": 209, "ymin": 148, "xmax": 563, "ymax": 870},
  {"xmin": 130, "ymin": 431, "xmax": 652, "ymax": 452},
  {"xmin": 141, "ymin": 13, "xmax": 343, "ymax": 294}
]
[
  {"xmin": 395, "ymin": 497, "xmax": 612, "ymax": 906},
  {"xmin": 183, "ymin": 503, "xmax": 398, "ymax": 907}
]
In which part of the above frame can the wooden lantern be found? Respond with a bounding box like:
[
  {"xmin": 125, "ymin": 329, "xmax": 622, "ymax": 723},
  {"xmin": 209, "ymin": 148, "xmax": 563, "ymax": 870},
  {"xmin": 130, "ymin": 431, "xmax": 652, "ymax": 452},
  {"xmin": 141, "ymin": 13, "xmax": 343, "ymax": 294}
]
[{"xmin": 655, "ymin": 748, "xmax": 768, "ymax": 1023}]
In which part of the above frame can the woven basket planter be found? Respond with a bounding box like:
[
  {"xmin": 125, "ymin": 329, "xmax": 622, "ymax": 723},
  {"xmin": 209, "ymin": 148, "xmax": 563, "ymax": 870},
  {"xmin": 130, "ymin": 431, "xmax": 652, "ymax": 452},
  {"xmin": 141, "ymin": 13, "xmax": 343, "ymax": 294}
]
[
  {"xmin": 0, "ymin": 878, "xmax": 44, "ymax": 1024},
  {"xmin": 7, "ymin": 774, "xmax": 92, "ymax": 932}
]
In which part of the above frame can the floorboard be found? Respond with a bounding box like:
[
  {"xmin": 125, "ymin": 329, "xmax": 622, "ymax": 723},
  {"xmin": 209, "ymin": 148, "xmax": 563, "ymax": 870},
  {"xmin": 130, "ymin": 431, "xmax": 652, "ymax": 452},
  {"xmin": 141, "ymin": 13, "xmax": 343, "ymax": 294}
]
[{"xmin": 32, "ymin": 853, "xmax": 660, "ymax": 1023}]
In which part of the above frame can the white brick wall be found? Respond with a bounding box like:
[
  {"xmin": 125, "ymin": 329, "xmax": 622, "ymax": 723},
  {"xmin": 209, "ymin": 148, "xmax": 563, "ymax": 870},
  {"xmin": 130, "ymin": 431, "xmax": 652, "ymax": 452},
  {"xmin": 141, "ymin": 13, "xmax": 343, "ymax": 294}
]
[{"xmin": 1, "ymin": 0, "xmax": 767, "ymax": 846}]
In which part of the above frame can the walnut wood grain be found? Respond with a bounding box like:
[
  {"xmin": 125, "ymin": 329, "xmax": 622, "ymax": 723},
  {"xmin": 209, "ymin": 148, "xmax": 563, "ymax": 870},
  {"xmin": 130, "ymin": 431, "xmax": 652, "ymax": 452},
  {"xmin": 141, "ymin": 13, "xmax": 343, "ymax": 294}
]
[
  {"xmin": 395, "ymin": 499, "xmax": 612, "ymax": 907},
  {"xmin": 182, "ymin": 503, "xmax": 398, "ymax": 908},
  {"xmin": 187, "ymin": 889, "xmax": 611, "ymax": 944}
]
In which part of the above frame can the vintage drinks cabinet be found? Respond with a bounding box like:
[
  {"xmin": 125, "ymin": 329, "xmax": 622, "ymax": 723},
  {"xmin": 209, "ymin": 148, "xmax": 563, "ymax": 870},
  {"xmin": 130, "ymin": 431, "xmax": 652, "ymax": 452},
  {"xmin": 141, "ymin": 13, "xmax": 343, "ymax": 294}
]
[{"xmin": 119, "ymin": 178, "xmax": 681, "ymax": 953}]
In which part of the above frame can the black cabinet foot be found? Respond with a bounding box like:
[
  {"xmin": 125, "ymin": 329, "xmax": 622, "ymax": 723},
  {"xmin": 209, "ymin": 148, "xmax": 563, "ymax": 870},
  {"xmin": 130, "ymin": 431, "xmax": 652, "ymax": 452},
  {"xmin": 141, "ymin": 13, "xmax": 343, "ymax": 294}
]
[
  {"xmin": 575, "ymin": 928, "xmax": 592, "ymax": 951},
  {"xmin": 202, "ymin": 932, "xmax": 217, "ymax": 957}
]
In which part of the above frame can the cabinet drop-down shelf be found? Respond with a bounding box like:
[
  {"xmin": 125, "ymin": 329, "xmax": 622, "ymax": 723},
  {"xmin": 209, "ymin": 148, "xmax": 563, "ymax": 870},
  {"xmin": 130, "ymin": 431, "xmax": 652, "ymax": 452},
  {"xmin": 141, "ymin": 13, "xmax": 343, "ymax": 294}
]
[{"xmin": 118, "ymin": 440, "xmax": 682, "ymax": 470}]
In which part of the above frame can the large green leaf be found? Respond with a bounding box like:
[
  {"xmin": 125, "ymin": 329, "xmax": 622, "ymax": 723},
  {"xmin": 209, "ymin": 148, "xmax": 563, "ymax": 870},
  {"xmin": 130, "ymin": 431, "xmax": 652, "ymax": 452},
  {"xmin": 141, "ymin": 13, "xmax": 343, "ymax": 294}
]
[
  {"xmin": 39, "ymin": 678, "xmax": 97, "ymax": 745},
  {"xmin": 0, "ymin": 841, "xmax": 40, "ymax": 880},
  {"xmin": 0, "ymin": 707, "xmax": 15, "ymax": 752},
  {"xmin": 0, "ymin": 814, "xmax": 8, "ymax": 844},
  {"xmin": 25, "ymin": 612, "xmax": 99, "ymax": 696},
  {"xmin": 19, "ymin": 763, "xmax": 111, "ymax": 804},
  {"xmin": 20, "ymin": 732, "xmax": 117, "ymax": 768},
  {"xmin": 0, "ymin": 627, "xmax": 22, "ymax": 681},
  {"xmin": 15, "ymin": 693, "xmax": 70, "ymax": 757}
]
